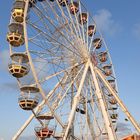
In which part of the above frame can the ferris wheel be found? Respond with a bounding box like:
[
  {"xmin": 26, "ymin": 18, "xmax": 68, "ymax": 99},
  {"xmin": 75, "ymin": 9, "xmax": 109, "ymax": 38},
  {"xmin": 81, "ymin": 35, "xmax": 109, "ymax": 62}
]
[{"xmin": 7, "ymin": 0, "xmax": 140, "ymax": 140}]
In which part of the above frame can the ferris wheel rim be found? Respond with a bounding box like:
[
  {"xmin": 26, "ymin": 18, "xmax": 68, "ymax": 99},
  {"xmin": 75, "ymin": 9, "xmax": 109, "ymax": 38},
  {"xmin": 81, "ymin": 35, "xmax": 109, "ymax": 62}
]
[{"xmin": 7, "ymin": 0, "xmax": 124, "ymax": 139}]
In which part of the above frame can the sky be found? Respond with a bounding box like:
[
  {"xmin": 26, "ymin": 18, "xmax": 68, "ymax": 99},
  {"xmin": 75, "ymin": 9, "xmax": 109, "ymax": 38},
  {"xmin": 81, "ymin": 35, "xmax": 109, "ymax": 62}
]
[{"xmin": 0, "ymin": 0, "xmax": 140, "ymax": 139}]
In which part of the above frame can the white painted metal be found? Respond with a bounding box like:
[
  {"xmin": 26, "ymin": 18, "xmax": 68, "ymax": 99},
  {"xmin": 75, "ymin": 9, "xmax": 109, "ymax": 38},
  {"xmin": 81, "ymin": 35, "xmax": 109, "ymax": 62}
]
[
  {"xmin": 23, "ymin": 0, "xmax": 65, "ymax": 128},
  {"xmin": 12, "ymin": 75, "xmax": 65, "ymax": 139},
  {"xmin": 12, "ymin": 100, "xmax": 45, "ymax": 140},
  {"xmin": 83, "ymin": 101, "xmax": 96, "ymax": 139},
  {"xmin": 95, "ymin": 67, "xmax": 140, "ymax": 134},
  {"xmin": 89, "ymin": 62, "xmax": 117, "ymax": 140},
  {"xmin": 8, "ymin": 0, "xmax": 140, "ymax": 139},
  {"xmin": 63, "ymin": 61, "xmax": 89, "ymax": 140}
]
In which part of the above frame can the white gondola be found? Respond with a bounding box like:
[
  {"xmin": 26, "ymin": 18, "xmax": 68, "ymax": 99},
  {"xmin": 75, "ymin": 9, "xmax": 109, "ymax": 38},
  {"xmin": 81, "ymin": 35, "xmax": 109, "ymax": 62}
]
[
  {"xmin": 8, "ymin": 53, "xmax": 29, "ymax": 78},
  {"xmin": 36, "ymin": 113, "xmax": 54, "ymax": 120},
  {"xmin": 18, "ymin": 85, "xmax": 40, "ymax": 110},
  {"xmin": 7, "ymin": 23, "xmax": 24, "ymax": 47},
  {"xmin": 11, "ymin": 0, "xmax": 25, "ymax": 22}
]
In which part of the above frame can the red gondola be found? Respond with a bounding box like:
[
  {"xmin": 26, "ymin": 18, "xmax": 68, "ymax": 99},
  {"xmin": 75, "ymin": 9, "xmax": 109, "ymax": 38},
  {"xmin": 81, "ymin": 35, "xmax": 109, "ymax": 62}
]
[{"xmin": 35, "ymin": 126, "xmax": 54, "ymax": 138}]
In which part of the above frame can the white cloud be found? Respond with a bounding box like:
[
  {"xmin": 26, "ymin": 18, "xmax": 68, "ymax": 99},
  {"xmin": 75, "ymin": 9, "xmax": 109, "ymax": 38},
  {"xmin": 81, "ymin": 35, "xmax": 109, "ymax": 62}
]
[
  {"xmin": 133, "ymin": 23, "xmax": 140, "ymax": 39},
  {"xmin": 94, "ymin": 9, "xmax": 121, "ymax": 36}
]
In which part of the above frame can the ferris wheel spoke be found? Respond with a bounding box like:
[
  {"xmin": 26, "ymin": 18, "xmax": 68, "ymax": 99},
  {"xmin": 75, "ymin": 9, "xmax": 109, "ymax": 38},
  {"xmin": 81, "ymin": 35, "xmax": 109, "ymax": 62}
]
[
  {"xmin": 28, "ymin": 22, "xmax": 83, "ymax": 60},
  {"xmin": 30, "ymin": 51, "xmax": 64, "ymax": 59},
  {"xmin": 28, "ymin": 25, "xmax": 82, "ymax": 60},
  {"xmin": 86, "ymin": 16, "xmax": 89, "ymax": 51},
  {"xmin": 30, "ymin": 47, "xmax": 79, "ymax": 62},
  {"xmin": 30, "ymin": 38, "xmax": 82, "ymax": 61},
  {"xmin": 32, "ymin": 5, "xmax": 85, "ymax": 57},
  {"xmin": 82, "ymin": 84, "xmax": 102, "ymax": 138},
  {"xmin": 88, "ymin": 29, "xmax": 96, "ymax": 52},
  {"xmin": 12, "ymin": 73, "xmax": 66, "ymax": 140},
  {"xmin": 62, "ymin": 61, "xmax": 89, "ymax": 140},
  {"xmin": 29, "ymin": 69, "xmax": 66, "ymax": 86},
  {"xmin": 41, "ymin": 0, "xmax": 80, "ymax": 41},
  {"xmin": 30, "ymin": 63, "xmax": 84, "ymax": 119},
  {"xmin": 86, "ymin": 72, "xmax": 105, "ymax": 136},
  {"xmin": 82, "ymin": 89, "xmax": 96, "ymax": 139},
  {"xmin": 44, "ymin": 65, "xmax": 87, "ymax": 137},
  {"xmin": 32, "ymin": 55, "xmax": 70, "ymax": 64},
  {"xmin": 55, "ymin": 0, "xmax": 83, "ymax": 40},
  {"xmin": 40, "ymin": 0, "xmax": 59, "ymax": 19},
  {"xmin": 29, "ymin": 39, "xmax": 65, "ymax": 58},
  {"xmin": 51, "ymin": 65, "xmax": 84, "ymax": 110},
  {"xmin": 40, "ymin": 62, "xmax": 84, "ymax": 85},
  {"xmin": 46, "ymin": 75, "xmax": 70, "ymax": 105},
  {"xmin": 78, "ymin": 2, "xmax": 87, "ymax": 44},
  {"xmin": 70, "ymin": 1, "xmax": 86, "ymax": 43},
  {"xmin": 32, "ymin": 4, "xmax": 72, "ymax": 36},
  {"xmin": 33, "ymin": 53, "xmax": 80, "ymax": 73}
]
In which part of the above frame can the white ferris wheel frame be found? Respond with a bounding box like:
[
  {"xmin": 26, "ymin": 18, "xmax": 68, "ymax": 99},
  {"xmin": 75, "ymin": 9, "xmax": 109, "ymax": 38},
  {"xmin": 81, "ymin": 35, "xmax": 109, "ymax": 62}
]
[{"xmin": 8, "ymin": 0, "xmax": 140, "ymax": 140}]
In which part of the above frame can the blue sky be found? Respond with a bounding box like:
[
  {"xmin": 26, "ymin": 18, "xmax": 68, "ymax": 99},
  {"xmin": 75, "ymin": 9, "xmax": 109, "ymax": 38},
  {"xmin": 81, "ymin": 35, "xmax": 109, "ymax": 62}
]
[{"xmin": 0, "ymin": 0, "xmax": 140, "ymax": 139}]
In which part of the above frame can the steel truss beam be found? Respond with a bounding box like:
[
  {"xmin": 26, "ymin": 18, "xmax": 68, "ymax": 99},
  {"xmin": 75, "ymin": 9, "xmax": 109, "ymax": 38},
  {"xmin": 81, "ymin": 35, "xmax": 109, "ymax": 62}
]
[
  {"xmin": 89, "ymin": 62, "xmax": 117, "ymax": 140},
  {"xmin": 12, "ymin": 76, "xmax": 65, "ymax": 140},
  {"xmin": 63, "ymin": 61, "xmax": 89, "ymax": 140},
  {"xmin": 12, "ymin": 59, "xmax": 140, "ymax": 140},
  {"xmin": 63, "ymin": 60, "xmax": 117, "ymax": 140},
  {"xmin": 95, "ymin": 67, "xmax": 140, "ymax": 134}
]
